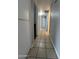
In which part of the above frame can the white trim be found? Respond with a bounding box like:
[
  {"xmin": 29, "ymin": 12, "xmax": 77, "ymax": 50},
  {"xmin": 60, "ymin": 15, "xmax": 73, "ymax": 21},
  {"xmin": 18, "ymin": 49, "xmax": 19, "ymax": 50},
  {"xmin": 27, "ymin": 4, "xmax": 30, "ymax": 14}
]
[
  {"xmin": 18, "ymin": 55, "xmax": 27, "ymax": 58},
  {"xmin": 50, "ymin": 36, "xmax": 60, "ymax": 59},
  {"xmin": 53, "ymin": 43, "xmax": 60, "ymax": 59}
]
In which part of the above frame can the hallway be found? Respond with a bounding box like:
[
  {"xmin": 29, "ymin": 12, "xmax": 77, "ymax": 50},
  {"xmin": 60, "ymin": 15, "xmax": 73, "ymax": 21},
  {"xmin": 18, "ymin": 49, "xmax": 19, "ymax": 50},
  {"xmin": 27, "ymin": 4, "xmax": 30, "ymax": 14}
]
[
  {"xmin": 18, "ymin": 0, "xmax": 60, "ymax": 59},
  {"xmin": 26, "ymin": 34, "xmax": 58, "ymax": 59}
]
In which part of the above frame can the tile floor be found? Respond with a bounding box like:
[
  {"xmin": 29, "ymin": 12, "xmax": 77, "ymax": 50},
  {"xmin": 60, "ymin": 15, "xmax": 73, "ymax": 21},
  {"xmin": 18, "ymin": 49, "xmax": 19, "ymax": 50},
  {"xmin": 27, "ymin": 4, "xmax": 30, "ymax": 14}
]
[{"xmin": 26, "ymin": 36, "xmax": 58, "ymax": 59}]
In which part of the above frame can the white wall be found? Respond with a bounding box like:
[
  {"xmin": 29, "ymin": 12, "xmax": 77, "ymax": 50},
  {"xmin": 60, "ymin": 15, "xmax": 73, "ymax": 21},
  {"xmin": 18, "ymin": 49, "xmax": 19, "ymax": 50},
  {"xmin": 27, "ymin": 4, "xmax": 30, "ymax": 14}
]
[
  {"xmin": 18, "ymin": 20, "xmax": 31, "ymax": 55},
  {"xmin": 37, "ymin": 10, "xmax": 41, "ymax": 35},
  {"xmin": 50, "ymin": 0, "xmax": 60, "ymax": 59},
  {"xmin": 18, "ymin": 0, "xmax": 34, "ymax": 58},
  {"xmin": 35, "ymin": 7, "xmax": 38, "ymax": 36}
]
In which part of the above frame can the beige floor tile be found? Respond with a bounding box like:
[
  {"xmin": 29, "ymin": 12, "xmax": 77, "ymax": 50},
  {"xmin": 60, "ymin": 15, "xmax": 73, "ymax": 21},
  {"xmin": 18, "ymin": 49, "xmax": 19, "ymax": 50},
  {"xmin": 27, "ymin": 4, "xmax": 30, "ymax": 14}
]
[
  {"xmin": 37, "ymin": 48, "xmax": 46, "ymax": 58},
  {"xmin": 28, "ymin": 35, "xmax": 58, "ymax": 59},
  {"xmin": 28, "ymin": 48, "xmax": 38, "ymax": 57},
  {"xmin": 27, "ymin": 57, "xmax": 36, "ymax": 59},
  {"xmin": 36, "ymin": 57, "xmax": 47, "ymax": 59},
  {"xmin": 47, "ymin": 49, "xmax": 57, "ymax": 59},
  {"xmin": 40, "ymin": 39, "xmax": 46, "ymax": 43},
  {"xmin": 39, "ymin": 42, "xmax": 46, "ymax": 48},
  {"xmin": 32, "ymin": 41, "xmax": 40, "ymax": 48},
  {"xmin": 46, "ymin": 43, "xmax": 53, "ymax": 49}
]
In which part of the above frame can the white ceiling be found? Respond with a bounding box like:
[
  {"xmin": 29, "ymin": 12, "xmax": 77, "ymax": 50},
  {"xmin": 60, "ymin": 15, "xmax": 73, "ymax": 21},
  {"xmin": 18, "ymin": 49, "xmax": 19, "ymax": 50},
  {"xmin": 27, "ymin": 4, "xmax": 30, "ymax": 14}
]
[{"xmin": 34, "ymin": 0, "xmax": 52, "ymax": 11}]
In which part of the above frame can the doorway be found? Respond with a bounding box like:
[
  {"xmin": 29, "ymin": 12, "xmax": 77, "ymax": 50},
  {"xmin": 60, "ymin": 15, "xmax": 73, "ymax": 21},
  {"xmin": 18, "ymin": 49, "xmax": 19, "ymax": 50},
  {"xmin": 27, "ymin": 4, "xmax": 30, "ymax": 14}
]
[{"xmin": 34, "ymin": 4, "xmax": 37, "ymax": 39}]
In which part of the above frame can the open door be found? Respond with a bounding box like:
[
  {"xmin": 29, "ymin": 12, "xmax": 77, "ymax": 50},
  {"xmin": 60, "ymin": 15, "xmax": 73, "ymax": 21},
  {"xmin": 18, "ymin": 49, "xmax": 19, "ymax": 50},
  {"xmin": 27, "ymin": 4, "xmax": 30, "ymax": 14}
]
[{"xmin": 34, "ymin": 4, "xmax": 37, "ymax": 39}]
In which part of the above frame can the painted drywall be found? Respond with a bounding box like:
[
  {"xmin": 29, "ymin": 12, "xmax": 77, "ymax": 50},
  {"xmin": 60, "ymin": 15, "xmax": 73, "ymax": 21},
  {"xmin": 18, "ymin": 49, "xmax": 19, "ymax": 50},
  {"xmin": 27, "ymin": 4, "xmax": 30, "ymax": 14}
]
[
  {"xmin": 18, "ymin": 0, "xmax": 34, "ymax": 58},
  {"xmin": 35, "ymin": 6, "xmax": 38, "ymax": 36},
  {"xmin": 50, "ymin": 0, "xmax": 60, "ymax": 58},
  {"xmin": 18, "ymin": 20, "xmax": 32, "ymax": 55},
  {"xmin": 37, "ymin": 10, "xmax": 41, "ymax": 35}
]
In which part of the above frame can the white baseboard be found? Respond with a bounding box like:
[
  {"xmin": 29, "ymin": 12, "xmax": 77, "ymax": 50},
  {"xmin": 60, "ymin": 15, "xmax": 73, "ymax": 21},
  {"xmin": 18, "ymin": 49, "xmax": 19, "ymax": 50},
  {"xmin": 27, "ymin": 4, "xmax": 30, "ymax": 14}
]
[
  {"xmin": 50, "ymin": 36, "xmax": 60, "ymax": 59},
  {"xmin": 53, "ymin": 43, "xmax": 60, "ymax": 59},
  {"xmin": 18, "ymin": 48, "xmax": 31, "ymax": 58},
  {"xmin": 18, "ymin": 55, "xmax": 27, "ymax": 58}
]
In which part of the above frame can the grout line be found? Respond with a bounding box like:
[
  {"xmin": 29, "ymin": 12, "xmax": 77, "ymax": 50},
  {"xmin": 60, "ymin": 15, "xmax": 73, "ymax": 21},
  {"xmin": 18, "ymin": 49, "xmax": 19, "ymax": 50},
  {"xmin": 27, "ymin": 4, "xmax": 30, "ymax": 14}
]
[
  {"xmin": 45, "ymin": 40, "xmax": 47, "ymax": 59},
  {"xmin": 36, "ymin": 37, "xmax": 39, "ymax": 58},
  {"xmin": 31, "ymin": 36, "xmax": 57, "ymax": 59},
  {"xmin": 35, "ymin": 37, "xmax": 40, "ymax": 59},
  {"xmin": 35, "ymin": 47, "xmax": 39, "ymax": 59}
]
